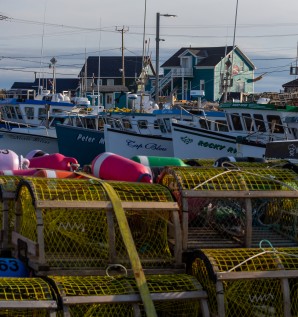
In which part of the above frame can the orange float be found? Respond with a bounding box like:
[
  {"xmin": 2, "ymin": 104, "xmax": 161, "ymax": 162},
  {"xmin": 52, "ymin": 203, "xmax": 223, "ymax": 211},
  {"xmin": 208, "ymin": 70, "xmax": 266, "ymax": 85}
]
[{"xmin": 33, "ymin": 169, "xmax": 88, "ymax": 179}]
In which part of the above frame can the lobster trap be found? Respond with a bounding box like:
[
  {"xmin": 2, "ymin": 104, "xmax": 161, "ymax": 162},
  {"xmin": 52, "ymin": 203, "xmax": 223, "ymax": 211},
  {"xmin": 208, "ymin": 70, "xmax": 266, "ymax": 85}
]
[
  {"xmin": 11, "ymin": 177, "xmax": 183, "ymax": 275},
  {"xmin": 0, "ymin": 176, "xmax": 22, "ymax": 250},
  {"xmin": 158, "ymin": 166, "xmax": 298, "ymax": 250},
  {"xmin": 50, "ymin": 273, "xmax": 209, "ymax": 317},
  {"xmin": 0, "ymin": 277, "xmax": 58, "ymax": 316},
  {"xmin": 192, "ymin": 247, "xmax": 298, "ymax": 317}
]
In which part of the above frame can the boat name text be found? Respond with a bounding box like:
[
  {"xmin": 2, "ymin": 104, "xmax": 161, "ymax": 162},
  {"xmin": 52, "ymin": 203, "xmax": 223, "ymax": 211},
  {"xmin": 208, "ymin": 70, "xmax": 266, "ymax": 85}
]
[
  {"xmin": 76, "ymin": 133, "xmax": 105, "ymax": 144},
  {"xmin": 197, "ymin": 140, "xmax": 237, "ymax": 153},
  {"xmin": 126, "ymin": 140, "xmax": 167, "ymax": 152}
]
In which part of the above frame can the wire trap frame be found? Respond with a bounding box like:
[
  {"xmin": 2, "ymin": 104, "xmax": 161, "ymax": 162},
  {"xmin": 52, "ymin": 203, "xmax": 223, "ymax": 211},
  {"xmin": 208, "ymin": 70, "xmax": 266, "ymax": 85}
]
[
  {"xmin": 192, "ymin": 247, "xmax": 298, "ymax": 317},
  {"xmin": 11, "ymin": 177, "xmax": 183, "ymax": 276},
  {"xmin": 158, "ymin": 166, "xmax": 298, "ymax": 250}
]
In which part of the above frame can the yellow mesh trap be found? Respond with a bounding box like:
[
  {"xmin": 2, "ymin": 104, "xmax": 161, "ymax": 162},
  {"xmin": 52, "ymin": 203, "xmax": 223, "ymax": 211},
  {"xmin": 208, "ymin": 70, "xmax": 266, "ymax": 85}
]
[
  {"xmin": 192, "ymin": 247, "xmax": 298, "ymax": 317},
  {"xmin": 158, "ymin": 166, "xmax": 298, "ymax": 250},
  {"xmin": 0, "ymin": 277, "xmax": 57, "ymax": 316},
  {"xmin": 12, "ymin": 178, "xmax": 180, "ymax": 275},
  {"xmin": 50, "ymin": 273, "xmax": 208, "ymax": 317}
]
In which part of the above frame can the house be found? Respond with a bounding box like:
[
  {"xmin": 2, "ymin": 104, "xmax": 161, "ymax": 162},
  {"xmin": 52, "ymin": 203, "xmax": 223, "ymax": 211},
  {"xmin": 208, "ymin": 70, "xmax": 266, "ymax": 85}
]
[
  {"xmin": 159, "ymin": 45, "xmax": 256, "ymax": 102},
  {"xmin": 79, "ymin": 56, "xmax": 155, "ymax": 108},
  {"xmin": 11, "ymin": 78, "xmax": 80, "ymax": 96},
  {"xmin": 282, "ymin": 78, "xmax": 298, "ymax": 93}
]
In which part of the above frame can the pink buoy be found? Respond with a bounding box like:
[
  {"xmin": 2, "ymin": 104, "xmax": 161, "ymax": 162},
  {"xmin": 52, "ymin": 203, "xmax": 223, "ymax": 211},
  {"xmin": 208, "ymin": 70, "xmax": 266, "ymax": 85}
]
[
  {"xmin": 25, "ymin": 149, "xmax": 49, "ymax": 160},
  {"xmin": 91, "ymin": 152, "xmax": 152, "ymax": 183},
  {"xmin": 29, "ymin": 153, "xmax": 79, "ymax": 171},
  {"xmin": 0, "ymin": 149, "xmax": 21, "ymax": 170}
]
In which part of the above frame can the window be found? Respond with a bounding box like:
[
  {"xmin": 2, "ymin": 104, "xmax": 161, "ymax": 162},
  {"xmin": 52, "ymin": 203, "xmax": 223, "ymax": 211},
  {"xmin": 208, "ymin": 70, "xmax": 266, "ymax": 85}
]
[
  {"xmin": 98, "ymin": 118, "xmax": 105, "ymax": 129},
  {"xmin": 242, "ymin": 113, "xmax": 254, "ymax": 132},
  {"xmin": 253, "ymin": 114, "xmax": 266, "ymax": 132},
  {"xmin": 267, "ymin": 115, "xmax": 284, "ymax": 134},
  {"xmin": 200, "ymin": 80, "xmax": 205, "ymax": 91},
  {"xmin": 216, "ymin": 120, "xmax": 229, "ymax": 132},
  {"xmin": 38, "ymin": 108, "xmax": 46, "ymax": 120},
  {"xmin": 25, "ymin": 107, "xmax": 34, "ymax": 120},
  {"xmin": 107, "ymin": 79, "xmax": 114, "ymax": 86},
  {"xmin": 122, "ymin": 119, "xmax": 132, "ymax": 129},
  {"xmin": 137, "ymin": 120, "xmax": 148, "ymax": 129},
  {"xmin": 236, "ymin": 80, "xmax": 245, "ymax": 92},
  {"xmin": 231, "ymin": 113, "xmax": 243, "ymax": 130}
]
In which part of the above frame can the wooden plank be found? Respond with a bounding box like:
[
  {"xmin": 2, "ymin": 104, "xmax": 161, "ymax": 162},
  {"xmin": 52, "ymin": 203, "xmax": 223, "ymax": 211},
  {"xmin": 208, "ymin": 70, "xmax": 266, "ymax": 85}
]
[
  {"xmin": 35, "ymin": 200, "xmax": 178, "ymax": 210},
  {"xmin": 217, "ymin": 270, "xmax": 298, "ymax": 280},
  {"xmin": 182, "ymin": 190, "xmax": 298, "ymax": 199},
  {"xmin": 62, "ymin": 291, "xmax": 208, "ymax": 305},
  {"xmin": 1, "ymin": 300, "xmax": 57, "ymax": 309},
  {"xmin": 11, "ymin": 231, "xmax": 39, "ymax": 256}
]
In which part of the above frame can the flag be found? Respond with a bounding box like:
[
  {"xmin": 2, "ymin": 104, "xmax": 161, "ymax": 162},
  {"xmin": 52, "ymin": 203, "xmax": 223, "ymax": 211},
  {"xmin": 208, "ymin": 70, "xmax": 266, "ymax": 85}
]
[{"xmin": 247, "ymin": 73, "xmax": 267, "ymax": 83}]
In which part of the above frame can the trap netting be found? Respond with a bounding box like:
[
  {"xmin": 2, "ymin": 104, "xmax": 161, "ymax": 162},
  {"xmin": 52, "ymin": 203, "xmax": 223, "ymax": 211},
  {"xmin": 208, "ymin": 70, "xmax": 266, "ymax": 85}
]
[
  {"xmin": 50, "ymin": 273, "xmax": 208, "ymax": 317},
  {"xmin": 0, "ymin": 277, "xmax": 57, "ymax": 316},
  {"xmin": 192, "ymin": 247, "xmax": 298, "ymax": 317},
  {"xmin": 0, "ymin": 176, "xmax": 22, "ymax": 249},
  {"xmin": 12, "ymin": 177, "xmax": 181, "ymax": 275},
  {"xmin": 158, "ymin": 166, "xmax": 298, "ymax": 249}
]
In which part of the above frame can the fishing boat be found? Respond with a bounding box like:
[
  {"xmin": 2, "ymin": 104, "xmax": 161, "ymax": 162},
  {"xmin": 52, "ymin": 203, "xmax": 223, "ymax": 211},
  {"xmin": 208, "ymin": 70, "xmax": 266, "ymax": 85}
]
[
  {"xmin": 56, "ymin": 105, "xmax": 210, "ymax": 165},
  {"xmin": 171, "ymin": 95, "xmax": 298, "ymax": 159},
  {"xmin": 0, "ymin": 104, "xmax": 96, "ymax": 157},
  {"xmin": 265, "ymin": 113, "xmax": 298, "ymax": 160},
  {"xmin": 0, "ymin": 88, "xmax": 90, "ymax": 127}
]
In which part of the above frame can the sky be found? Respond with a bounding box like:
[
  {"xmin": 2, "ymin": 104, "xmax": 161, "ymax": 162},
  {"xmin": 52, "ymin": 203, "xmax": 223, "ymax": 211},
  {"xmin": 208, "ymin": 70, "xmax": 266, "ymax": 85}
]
[{"xmin": 0, "ymin": 0, "xmax": 298, "ymax": 94}]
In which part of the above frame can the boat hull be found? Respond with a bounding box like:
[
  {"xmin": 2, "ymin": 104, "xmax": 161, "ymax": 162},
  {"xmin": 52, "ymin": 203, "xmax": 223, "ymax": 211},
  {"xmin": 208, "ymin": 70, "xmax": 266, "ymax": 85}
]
[
  {"xmin": 0, "ymin": 130, "xmax": 58, "ymax": 156},
  {"xmin": 172, "ymin": 122, "xmax": 266, "ymax": 159},
  {"xmin": 56, "ymin": 124, "xmax": 105, "ymax": 166},
  {"xmin": 104, "ymin": 125, "xmax": 174, "ymax": 159}
]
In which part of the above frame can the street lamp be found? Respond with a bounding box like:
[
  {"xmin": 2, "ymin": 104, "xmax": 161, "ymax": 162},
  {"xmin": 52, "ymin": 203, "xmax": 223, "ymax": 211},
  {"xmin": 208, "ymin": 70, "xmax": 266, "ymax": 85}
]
[
  {"xmin": 155, "ymin": 12, "xmax": 177, "ymax": 105},
  {"xmin": 49, "ymin": 57, "xmax": 57, "ymax": 94}
]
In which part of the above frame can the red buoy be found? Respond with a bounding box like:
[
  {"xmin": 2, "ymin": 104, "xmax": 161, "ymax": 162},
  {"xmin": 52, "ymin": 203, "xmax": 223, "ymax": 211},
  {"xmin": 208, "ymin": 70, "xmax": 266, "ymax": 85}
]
[
  {"xmin": 91, "ymin": 152, "xmax": 152, "ymax": 183},
  {"xmin": 29, "ymin": 153, "xmax": 79, "ymax": 171}
]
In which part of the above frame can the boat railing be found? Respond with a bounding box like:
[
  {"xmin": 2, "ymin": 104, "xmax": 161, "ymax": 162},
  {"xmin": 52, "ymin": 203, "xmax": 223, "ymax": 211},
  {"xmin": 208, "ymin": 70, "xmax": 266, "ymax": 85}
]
[
  {"xmin": 242, "ymin": 123, "xmax": 292, "ymax": 143},
  {"xmin": 0, "ymin": 120, "xmax": 32, "ymax": 130}
]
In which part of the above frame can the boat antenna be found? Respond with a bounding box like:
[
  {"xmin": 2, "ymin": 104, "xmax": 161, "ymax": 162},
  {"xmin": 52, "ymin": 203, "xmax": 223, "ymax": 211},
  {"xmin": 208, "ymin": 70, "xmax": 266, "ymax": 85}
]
[
  {"xmin": 231, "ymin": 0, "xmax": 239, "ymax": 72},
  {"xmin": 38, "ymin": 0, "xmax": 47, "ymax": 96},
  {"xmin": 223, "ymin": 0, "xmax": 239, "ymax": 102},
  {"xmin": 97, "ymin": 18, "xmax": 102, "ymax": 107},
  {"xmin": 140, "ymin": 0, "xmax": 147, "ymax": 113}
]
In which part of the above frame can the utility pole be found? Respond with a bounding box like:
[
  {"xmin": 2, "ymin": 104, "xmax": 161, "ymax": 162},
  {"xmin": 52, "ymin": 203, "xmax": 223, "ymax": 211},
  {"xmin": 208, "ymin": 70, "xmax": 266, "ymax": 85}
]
[{"xmin": 116, "ymin": 26, "xmax": 129, "ymax": 86}]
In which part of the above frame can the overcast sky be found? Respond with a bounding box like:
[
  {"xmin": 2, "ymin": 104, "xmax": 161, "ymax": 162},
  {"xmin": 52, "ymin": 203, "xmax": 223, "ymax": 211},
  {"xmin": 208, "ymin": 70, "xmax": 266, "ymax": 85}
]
[{"xmin": 1, "ymin": 0, "xmax": 298, "ymax": 94}]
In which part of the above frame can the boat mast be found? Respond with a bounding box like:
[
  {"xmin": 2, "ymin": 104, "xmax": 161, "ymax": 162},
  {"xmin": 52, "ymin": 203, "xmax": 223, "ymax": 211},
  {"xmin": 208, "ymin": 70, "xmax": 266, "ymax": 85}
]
[
  {"xmin": 223, "ymin": 0, "xmax": 239, "ymax": 102},
  {"xmin": 38, "ymin": 0, "xmax": 47, "ymax": 95},
  {"xmin": 139, "ymin": 0, "xmax": 147, "ymax": 113}
]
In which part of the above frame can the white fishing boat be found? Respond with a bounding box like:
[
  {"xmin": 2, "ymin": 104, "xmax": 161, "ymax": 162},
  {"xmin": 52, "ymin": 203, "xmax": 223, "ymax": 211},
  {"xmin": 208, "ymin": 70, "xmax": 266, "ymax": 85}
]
[
  {"xmin": 172, "ymin": 96, "xmax": 298, "ymax": 159},
  {"xmin": 56, "ymin": 105, "xmax": 209, "ymax": 164},
  {"xmin": 103, "ymin": 108, "xmax": 226, "ymax": 159},
  {"xmin": 0, "ymin": 88, "xmax": 90, "ymax": 127},
  {"xmin": 265, "ymin": 113, "xmax": 298, "ymax": 160}
]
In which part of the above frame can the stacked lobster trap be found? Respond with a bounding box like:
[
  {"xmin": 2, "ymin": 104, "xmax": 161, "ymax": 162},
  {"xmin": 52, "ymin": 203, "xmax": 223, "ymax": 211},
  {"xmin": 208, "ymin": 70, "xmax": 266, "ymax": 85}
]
[
  {"xmin": 192, "ymin": 247, "xmax": 298, "ymax": 317},
  {"xmin": 0, "ymin": 176, "xmax": 210, "ymax": 317},
  {"xmin": 158, "ymin": 166, "xmax": 298, "ymax": 250}
]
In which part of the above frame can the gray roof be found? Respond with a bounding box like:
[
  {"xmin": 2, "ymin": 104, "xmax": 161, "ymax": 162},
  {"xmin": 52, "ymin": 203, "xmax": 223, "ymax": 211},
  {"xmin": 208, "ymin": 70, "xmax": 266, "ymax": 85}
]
[
  {"xmin": 80, "ymin": 56, "xmax": 154, "ymax": 78},
  {"xmin": 161, "ymin": 46, "xmax": 254, "ymax": 68}
]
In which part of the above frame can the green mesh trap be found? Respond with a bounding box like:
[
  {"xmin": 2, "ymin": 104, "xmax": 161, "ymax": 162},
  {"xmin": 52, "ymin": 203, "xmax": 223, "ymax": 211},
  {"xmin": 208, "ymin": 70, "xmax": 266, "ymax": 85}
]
[
  {"xmin": 158, "ymin": 167, "xmax": 298, "ymax": 250},
  {"xmin": 192, "ymin": 247, "xmax": 298, "ymax": 317},
  {"xmin": 12, "ymin": 178, "xmax": 182, "ymax": 275}
]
